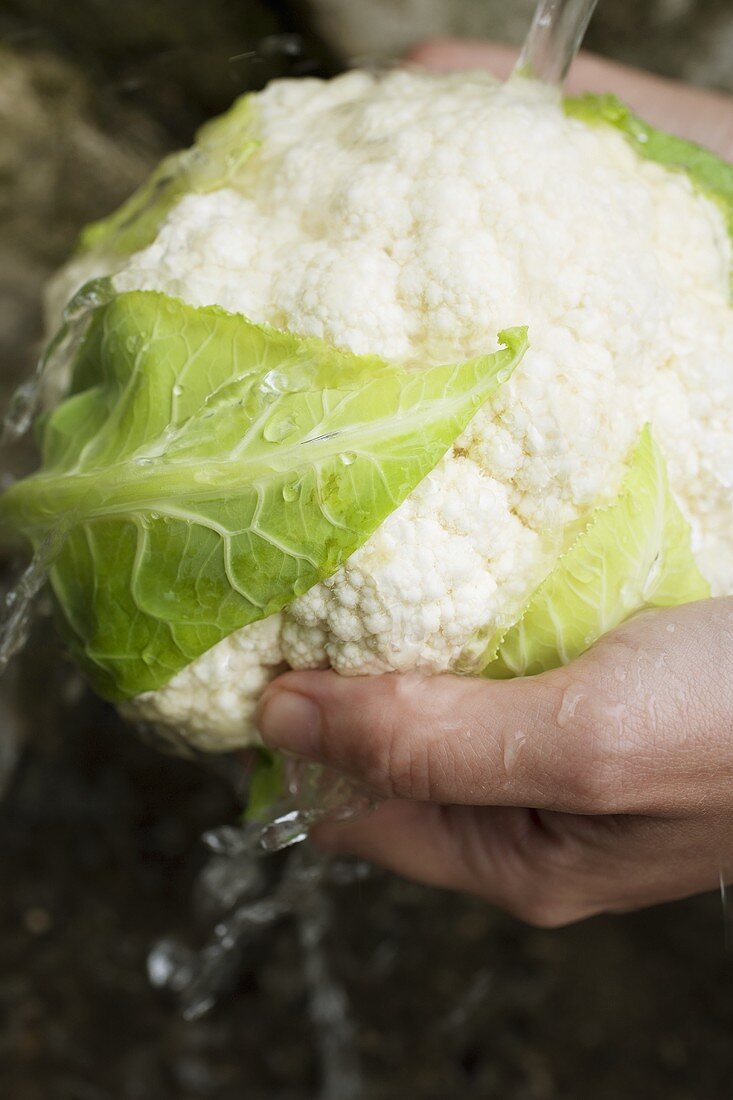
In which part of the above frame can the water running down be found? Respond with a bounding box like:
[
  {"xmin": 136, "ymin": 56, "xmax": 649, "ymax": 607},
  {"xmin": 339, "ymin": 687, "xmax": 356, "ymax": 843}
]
[{"xmin": 516, "ymin": 0, "xmax": 600, "ymax": 86}]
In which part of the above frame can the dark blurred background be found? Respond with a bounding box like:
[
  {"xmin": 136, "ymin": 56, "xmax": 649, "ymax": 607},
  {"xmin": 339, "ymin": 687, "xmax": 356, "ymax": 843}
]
[{"xmin": 1, "ymin": 1, "xmax": 733, "ymax": 1097}]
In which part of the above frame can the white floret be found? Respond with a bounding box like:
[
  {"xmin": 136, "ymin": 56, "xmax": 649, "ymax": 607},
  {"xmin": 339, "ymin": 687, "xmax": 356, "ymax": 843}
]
[
  {"xmin": 123, "ymin": 615, "xmax": 285, "ymax": 752},
  {"xmin": 52, "ymin": 70, "xmax": 733, "ymax": 748},
  {"xmin": 283, "ymin": 455, "xmax": 540, "ymax": 676}
]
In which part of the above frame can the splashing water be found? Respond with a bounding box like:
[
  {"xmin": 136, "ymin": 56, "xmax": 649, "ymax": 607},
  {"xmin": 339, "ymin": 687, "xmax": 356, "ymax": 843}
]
[
  {"xmin": 149, "ymin": 838, "xmax": 368, "ymax": 1096},
  {"xmin": 0, "ymin": 271, "xmax": 374, "ymax": 1056},
  {"xmin": 0, "ymin": 528, "xmax": 67, "ymax": 677},
  {"xmin": 516, "ymin": 0, "xmax": 600, "ymax": 86},
  {"xmin": 0, "ymin": 533, "xmax": 65, "ymax": 798},
  {"xmin": 297, "ymin": 885, "xmax": 363, "ymax": 1100},
  {"xmin": 0, "ymin": 277, "xmax": 111, "ymax": 793},
  {"xmin": 261, "ymin": 758, "xmax": 375, "ymax": 853},
  {"xmin": 1, "ymin": 378, "xmax": 43, "ymax": 450},
  {"xmin": 0, "ymin": 556, "xmax": 48, "ymax": 677},
  {"xmin": 1, "ymin": 278, "xmax": 112, "ymax": 447},
  {"xmin": 144, "ymin": 750, "xmax": 374, "ymax": 1098}
]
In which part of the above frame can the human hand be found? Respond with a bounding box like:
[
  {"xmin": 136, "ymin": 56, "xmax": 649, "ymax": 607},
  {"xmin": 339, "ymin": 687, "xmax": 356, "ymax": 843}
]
[
  {"xmin": 258, "ymin": 599, "xmax": 733, "ymax": 926},
  {"xmin": 256, "ymin": 42, "xmax": 733, "ymax": 926}
]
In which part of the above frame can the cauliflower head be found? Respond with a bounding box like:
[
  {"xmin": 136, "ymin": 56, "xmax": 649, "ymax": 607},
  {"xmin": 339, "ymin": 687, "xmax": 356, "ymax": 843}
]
[{"xmin": 4, "ymin": 70, "xmax": 732, "ymax": 750}]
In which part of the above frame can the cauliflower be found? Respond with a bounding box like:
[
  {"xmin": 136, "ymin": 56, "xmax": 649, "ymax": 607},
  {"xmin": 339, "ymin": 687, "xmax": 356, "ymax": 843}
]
[{"xmin": 4, "ymin": 70, "xmax": 732, "ymax": 750}]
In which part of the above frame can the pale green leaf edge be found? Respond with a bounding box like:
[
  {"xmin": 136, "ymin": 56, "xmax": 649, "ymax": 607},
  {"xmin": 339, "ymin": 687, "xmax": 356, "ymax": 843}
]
[
  {"xmin": 245, "ymin": 749, "xmax": 286, "ymax": 823},
  {"xmin": 0, "ymin": 290, "xmax": 528, "ymax": 700},
  {"xmin": 565, "ymin": 94, "xmax": 733, "ymax": 282},
  {"xmin": 470, "ymin": 427, "xmax": 710, "ymax": 680},
  {"xmin": 78, "ymin": 94, "xmax": 259, "ymax": 257}
]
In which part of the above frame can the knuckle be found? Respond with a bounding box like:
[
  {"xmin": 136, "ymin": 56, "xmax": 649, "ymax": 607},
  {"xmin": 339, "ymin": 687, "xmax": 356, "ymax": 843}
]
[
  {"xmin": 548, "ymin": 677, "xmax": 634, "ymax": 814},
  {"xmin": 517, "ymin": 901, "xmax": 577, "ymax": 930},
  {"xmin": 352, "ymin": 679, "xmax": 430, "ymax": 800},
  {"xmin": 510, "ymin": 865, "xmax": 595, "ymax": 929},
  {"xmin": 509, "ymin": 834, "xmax": 590, "ymax": 929},
  {"xmin": 551, "ymin": 749, "xmax": 619, "ymax": 814},
  {"xmin": 355, "ymin": 725, "xmax": 401, "ymax": 796},
  {"xmin": 384, "ymin": 730, "xmax": 428, "ymax": 801},
  {"xmin": 509, "ymin": 881, "xmax": 584, "ymax": 929}
]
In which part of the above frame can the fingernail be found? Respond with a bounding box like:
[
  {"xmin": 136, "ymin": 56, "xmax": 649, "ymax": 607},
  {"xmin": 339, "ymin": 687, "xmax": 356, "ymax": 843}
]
[{"xmin": 258, "ymin": 689, "xmax": 322, "ymax": 757}]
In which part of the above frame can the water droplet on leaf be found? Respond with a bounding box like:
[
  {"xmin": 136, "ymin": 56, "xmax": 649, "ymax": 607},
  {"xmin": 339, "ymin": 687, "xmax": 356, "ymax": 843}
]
[
  {"xmin": 264, "ymin": 414, "xmax": 299, "ymax": 444},
  {"xmin": 282, "ymin": 478, "xmax": 301, "ymax": 503}
]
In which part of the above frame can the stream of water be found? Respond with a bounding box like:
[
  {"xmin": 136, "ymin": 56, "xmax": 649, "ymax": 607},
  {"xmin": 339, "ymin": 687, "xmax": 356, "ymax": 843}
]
[
  {"xmin": 1, "ymin": 278, "xmax": 112, "ymax": 448},
  {"xmin": 516, "ymin": 0, "xmax": 600, "ymax": 86}
]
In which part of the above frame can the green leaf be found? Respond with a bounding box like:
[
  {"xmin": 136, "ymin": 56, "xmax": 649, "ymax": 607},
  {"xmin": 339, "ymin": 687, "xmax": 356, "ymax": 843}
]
[
  {"xmin": 565, "ymin": 94, "xmax": 733, "ymax": 263},
  {"xmin": 477, "ymin": 427, "xmax": 710, "ymax": 679},
  {"xmin": 78, "ymin": 94, "xmax": 260, "ymax": 258},
  {"xmin": 0, "ymin": 290, "xmax": 526, "ymax": 700},
  {"xmin": 245, "ymin": 749, "xmax": 286, "ymax": 823}
]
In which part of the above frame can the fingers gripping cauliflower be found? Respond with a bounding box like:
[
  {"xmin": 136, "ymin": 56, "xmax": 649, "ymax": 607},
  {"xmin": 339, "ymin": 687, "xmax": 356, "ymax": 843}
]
[{"xmin": 4, "ymin": 70, "xmax": 731, "ymax": 750}]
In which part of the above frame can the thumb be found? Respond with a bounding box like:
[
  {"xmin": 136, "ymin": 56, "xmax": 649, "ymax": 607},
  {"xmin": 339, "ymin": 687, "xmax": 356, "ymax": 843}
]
[
  {"xmin": 257, "ymin": 599, "xmax": 733, "ymax": 814},
  {"xmin": 256, "ymin": 664, "xmax": 607, "ymax": 811}
]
